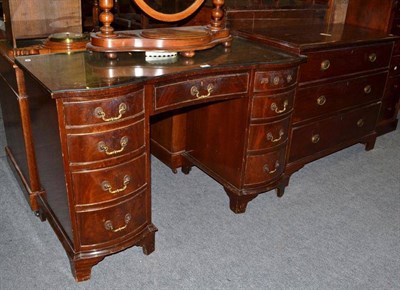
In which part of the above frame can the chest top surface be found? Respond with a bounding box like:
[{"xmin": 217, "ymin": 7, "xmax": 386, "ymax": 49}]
[
  {"xmin": 235, "ymin": 23, "xmax": 399, "ymax": 53},
  {"xmin": 14, "ymin": 37, "xmax": 302, "ymax": 96}
]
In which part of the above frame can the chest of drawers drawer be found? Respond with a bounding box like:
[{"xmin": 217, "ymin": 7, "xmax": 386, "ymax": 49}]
[
  {"xmin": 67, "ymin": 119, "xmax": 145, "ymax": 164},
  {"xmin": 248, "ymin": 117, "xmax": 290, "ymax": 151},
  {"xmin": 63, "ymin": 90, "xmax": 144, "ymax": 127},
  {"xmin": 299, "ymin": 43, "xmax": 392, "ymax": 82},
  {"xmin": 293, "ymin": 72, "xmax": 387, "ymax": 123},
  {"xmin": 251, "ymin": 90, "xmax": 295, "ymax": 120},
  {"xmin": 244, "ymin": 149, "xmax": 286, "ymax": 186},
  {"xmin": 289, "ymin": 103, "xmax": 380, "ymax": 162},
  {"xmin": 253, "ymin": 68, "xmax": 297, "ymax": 92},
  {"xmin": 71, "ymin": 153, "xmax": 147, "ymax": 205},
  {"xmin": 76, "ymin": 190, "xmax": 147, "ymax": 247},
  {"xmin": 154, "ymin": 73, "xmax": 249, "ymax": 112}
]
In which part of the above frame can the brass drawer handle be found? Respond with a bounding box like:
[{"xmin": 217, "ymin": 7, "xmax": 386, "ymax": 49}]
[
  {"xmin": 102, "ymin": 175, "xmax": 130, "ymax": 194},
  {"xmin": 104, "ymin": 213, "xmax": 131, "ymax": 233},
  {"xmin": 321, "ymin": 60, "xmax": 331, "ymax": 71},
  {"xmin": 368, "ymin": 53, "xmax": 377, "ymax": 63},
  {"xmin": 364, "ymin": 85, "xmax": 372, "ymax": 94},
  {"xmin": 357, "ymin": 119, "xmax": 365, "ymax": 127},
  {"xmin": 266, "ymin": 129, "xmax": 284, "ymax": 143},
  {"xmin": 98, "ymin": 136, "xmax": 128, "ymax": 155},
  {"xmin": 273, "ymin": 76, "xmax": 280, "ymax": 85},
  {"xmin": 270, "ymin": 100, "xmax": 289, "ymax": 114},
  {"xmin": 191, "ymin": 83, "xmax": 214, "ymax": 99},
  {"xmin": 286, "ymin": 74, "xmax": 293, "ymax": 83},
  {"xmin": 317, "ymin": 95, "xmax": 326, "ymax": 106},
  {"xmin": 311, "ymin": 134, "xmax": 320, "ymax": 144},
  {"xmin": 95, "ymin": 103, "xmax": 127, "ymax": 122},
  {"xmin": 263, "ymin": 160, "xmax": 280, "ymax": 174}
]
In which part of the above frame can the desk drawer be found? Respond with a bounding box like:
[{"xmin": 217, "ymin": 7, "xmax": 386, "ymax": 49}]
[
  {"xmin": 248, "ymin": 117, "xmax": 290, "ymax": 151},
  {"xmin": 67, "ymin": 119, "xmax": 145, "ymax": 164},
  {"xmin": 299, "ymin": 43, "xmax": 392, "ymax": 82},
  {"xmin": 293, "ymin": 72, "xmax": 386, "ymax": 123},
  {"xmin": 63, "ymin": 90, "xmax": 144, "ymax": 127},
  {"xmin": 154, "ymin": 73, "xmax": 249, "ymax": 111},
  {"xmin": 72, "ymin": 153, "xmax": 147, "ymax": 205},
  {"xmin": 77, "ymin": 190, "xmax": 147, "ymax": 247},
  {"xmin": 244, "ymin": 150, "xmax": 286, "ymax": 185},
  {"xmin": 254, "ymin": 68, "xmax": 297, "ymax": 92},
  {"xmin": 251, "ymin": 90, "xmax": 295, "ymax": 120}
]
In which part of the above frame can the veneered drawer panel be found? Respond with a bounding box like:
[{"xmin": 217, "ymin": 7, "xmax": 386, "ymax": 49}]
[
  {"xmin": 67, "ymin": 119, "xmax": 145, "ymax": 163},
  {"xmin": 251, "ymin": 90, "xmax": 295, "ymax": 119},
  {"xmin": 77, "ymin": 190, "xmax": 147, "ymax": 246},
  {"xmin": 289, "ymin": 115, "xmax": 341, "ymax": 162},
  {"xmin": 244, "ymin": 150, "xmax": 286, "ymax": 185},
  {"xmin": 254, "ymin": 68, "xmax": 297, "ymax": 92},
  {"xmin": 154, "ymin": 73, "xmax": 249, "ymax": 111},
  {"xmin": 63, "ymin": 90, "xmax": 144, "ymax": 127},
  {"xmin": 293, "ymin": 72, "xmax": 387, "ymax": 123},
  {"xmin": 341, "ymin": 103, "xmax": 380, "ymax": 141},
  {"xmin": 248, "ymin": 117, "xmax": 290, "ymax": 150},
  {"xmin": 299, "ymin": 43, "xmax": 393, "ymax": 82},
  {"xmin": 72, "ymin": 153, "xmax": 147, "ymax": 205}
]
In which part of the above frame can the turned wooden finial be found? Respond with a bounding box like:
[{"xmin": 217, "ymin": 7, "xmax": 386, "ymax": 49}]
[
  {"xmin": 99, "ymin": 0, "xmax": 115, "ymax": 37},
  {"xmin": 210, "ymin": 0, "xmax": 225, "ymax": 31}
]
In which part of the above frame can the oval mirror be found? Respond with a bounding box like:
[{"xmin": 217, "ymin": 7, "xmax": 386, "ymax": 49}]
[{"xmin": 133, "ymin": 0, "xmax": 205, "ymax": 22}]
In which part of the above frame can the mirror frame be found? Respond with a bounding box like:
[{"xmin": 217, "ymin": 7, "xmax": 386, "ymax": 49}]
[{"xmin": 134, "ymin": 0, "xmax": 205, "ymax": 22}]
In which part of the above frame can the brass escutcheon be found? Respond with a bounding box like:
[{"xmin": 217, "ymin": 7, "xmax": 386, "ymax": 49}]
[
  {"xmin": 317, "ymin": 95, "xmax": 326, "ymax": 106},
  {"xmin": 98, "ymin": 136, "xmax": 128, "ymax": 155},
  {"xmin": 270, "ymin": 100, "xmax": 289, "ymax": 114},
  {"xmin": 101, "ymin": 175, "xmax": 130, "ymax": 194},
  {"xmin": 266, "ymin": 129, "xmax": 284, "ymax": 143},
  {"xmin": 321, "ymin": 60, "xmax": 331, "ymax": 71},
  {"xmin": 190, "ymin": 83, "xmax": 214, "ymax": 98},
  {"xmin": 311, "ymin": 134, "xmax": 320, "ymax": 144},
  {"xmin": 357, "ymin": 119, "xmax": 365, "ymax": 127},
  {"xmin": 263, "ymin": 160, "xmax": 280, "ymax": 174},
  {"xmin": 368, "ymin": 53, "xmax": 377, "ymax": 63},
  {"xmin": 95, "ymin": 102, "xmax": 127, "ymax": 122},
  {"xmin": 104, "ymin": 213, "xmax": 131, "ymax": 233},
  {"xmin": 364, "ymin": 85, "xmax": 372, "ymax": 94}
]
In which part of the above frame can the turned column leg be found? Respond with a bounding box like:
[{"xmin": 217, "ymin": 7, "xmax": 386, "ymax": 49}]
[
  {"xmin": 69, "ymin": 256, "xmax": 105, "ymax": 282},
  {"xmin": 224, "ymin": 188, "xmax": 258, "ymax": 214},
  {"xmin": 276, "ymin": 175, "xmax": 290, "ymax": 198}
]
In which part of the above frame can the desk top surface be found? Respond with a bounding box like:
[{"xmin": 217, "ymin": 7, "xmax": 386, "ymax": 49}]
[{"xmin": 13, "ymin": 37, "xmax": 302, "ymax": 96}]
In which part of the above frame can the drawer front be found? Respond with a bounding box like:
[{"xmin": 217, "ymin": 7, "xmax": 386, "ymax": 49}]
[
  {"xmin": 72, "ymin": 154, "xmax": 147, "ymax": 205},
  {"xmin": 67, "ymin": 119, "xmax": 145, "ymax": 164},
  {"xmin": 244, "ymin": 150, "xmax": 286, "ymax": 185},
  {"xmin": 340, "ymin": 103, "xmax": 380, "ymax": 141},
  {"xmin": 289, "ymin": 115, "xmax": 341, "ymax": 162},
  {"xmin": 289, "ymin": 104, "xmax": 380, "ymax": 162},
  {"xmin": 77, "ymin": 191, "xmax": 147, "ymax": 246},
  {"xmin": 154, "ymin": 73, "xmax": 249, "ymax": 111},
  {"xmin": 248, "ymin": 117, "xmax": 290, "ymax": 151},
  {"xmin": 63, "ymin": 90, "xmax": 144, "ymax": 127},
  {"xmin": 254, "ymin": 68, "xmax": 297, "ymax": 92},
  {"xmin": 299, "ymin": 43, "xmax": 393, "ymax": 82},
  {"xmin": 390, "ymin": 55, "xmax": 400, "ymax": 76},
  {"xmin": 251, "ymin": 90, "xmax": 295, "ymax": 120},
  {"xmin": 293, "ymin": 72, "xmax": 387, "ymax": 123}
]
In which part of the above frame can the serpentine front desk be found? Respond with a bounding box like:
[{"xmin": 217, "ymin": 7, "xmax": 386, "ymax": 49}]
[{"xmin": 1, "ymin": 37, "xmax": 304, "ymax": 281}]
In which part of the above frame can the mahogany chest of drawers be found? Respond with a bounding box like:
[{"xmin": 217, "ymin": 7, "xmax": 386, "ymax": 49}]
[{"xmin": 234, "ymin": 22, "xmax": 398, "ymax": 180}]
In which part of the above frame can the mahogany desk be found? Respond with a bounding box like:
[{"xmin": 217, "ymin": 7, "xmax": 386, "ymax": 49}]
[{"xmin": 1, "ymin": 37, "xmax": 303, "ymax": 281}]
